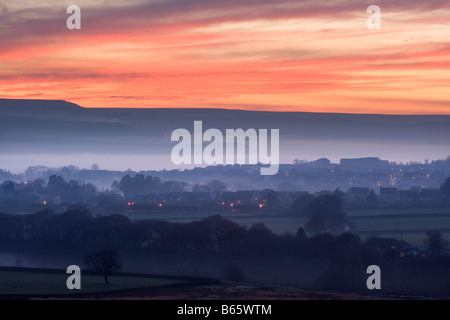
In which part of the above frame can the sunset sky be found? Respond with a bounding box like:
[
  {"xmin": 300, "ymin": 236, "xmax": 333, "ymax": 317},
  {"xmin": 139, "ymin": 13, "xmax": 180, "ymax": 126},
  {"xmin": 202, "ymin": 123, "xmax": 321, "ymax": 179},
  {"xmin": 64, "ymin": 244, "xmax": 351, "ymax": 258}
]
[{"xmin": 1, "ymin": 0, "xmax": 449, "ymax": 114}]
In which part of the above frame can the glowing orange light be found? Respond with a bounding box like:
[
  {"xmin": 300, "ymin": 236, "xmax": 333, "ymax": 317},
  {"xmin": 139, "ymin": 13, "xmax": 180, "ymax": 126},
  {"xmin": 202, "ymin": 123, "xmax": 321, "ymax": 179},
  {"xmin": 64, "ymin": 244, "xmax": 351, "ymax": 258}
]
[
  {"xmin": 159, "ymin": 203, "xmax": 162, "ymax": 207},
  {"xmin": 43, "ymin": 201, "xmax": 47, "ymax": 205},
  {"xmin": 259, "ymin": 204, "xmax": 263, "ymax": 208}
]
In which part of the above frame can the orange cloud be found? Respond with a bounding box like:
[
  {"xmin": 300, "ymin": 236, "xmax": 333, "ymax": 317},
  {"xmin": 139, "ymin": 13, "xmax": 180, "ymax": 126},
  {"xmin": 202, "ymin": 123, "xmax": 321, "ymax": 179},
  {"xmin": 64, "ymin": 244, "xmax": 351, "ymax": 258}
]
[{"xmin": 1, "ymin": 1, "xmax": 450, "ymax": 114}]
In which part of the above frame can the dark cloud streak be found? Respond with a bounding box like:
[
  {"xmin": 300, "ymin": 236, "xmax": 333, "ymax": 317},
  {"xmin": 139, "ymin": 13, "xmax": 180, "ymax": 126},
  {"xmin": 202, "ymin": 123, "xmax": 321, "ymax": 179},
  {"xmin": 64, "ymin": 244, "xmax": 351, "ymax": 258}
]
[{"xmin": 1, "ymin": 0, "xmax": 448, "ymax": 53}]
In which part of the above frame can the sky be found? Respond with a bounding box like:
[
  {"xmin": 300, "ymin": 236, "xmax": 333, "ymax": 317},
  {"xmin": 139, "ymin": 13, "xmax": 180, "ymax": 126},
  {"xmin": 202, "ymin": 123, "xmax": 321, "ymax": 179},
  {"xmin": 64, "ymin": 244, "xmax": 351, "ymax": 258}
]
[{"xmin": 0, "ymin": 0, "xmax": 450, "ymax": 114}]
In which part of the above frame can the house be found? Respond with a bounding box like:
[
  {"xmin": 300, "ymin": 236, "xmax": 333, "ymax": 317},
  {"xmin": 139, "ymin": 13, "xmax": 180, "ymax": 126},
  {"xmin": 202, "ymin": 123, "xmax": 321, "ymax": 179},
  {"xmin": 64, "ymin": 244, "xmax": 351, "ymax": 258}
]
[
  {"xmin": 419, "ymin": 189, "xmax": 440, "ymax": 204},
  {"xmin": 38, "ymin": 195, "xmax": 62, "ymax": 206},
  {"xmin": 347, "ymin": 187, "xmax": 370, "ymax": 202},
  {"xmin": 364, "ymin": 237, "xmax": 411, "ymax": 255},
  {"xmin": 277, "ymin": 191, "xmax": 309, "ymax": 208},
  {"xmin": 236, "ymin": 191, "xmax": 253, "ymax": 205},
  {"xmin": 416, "ymin": 246, "xmax": 450, "ymax": 257},
  {"xmin": 397, "ymin": 190, "xmax": 412, "ymax": 205},
  {"xmin": 379, "ymin": 187, "xmax": 397, "ymax": 204}
]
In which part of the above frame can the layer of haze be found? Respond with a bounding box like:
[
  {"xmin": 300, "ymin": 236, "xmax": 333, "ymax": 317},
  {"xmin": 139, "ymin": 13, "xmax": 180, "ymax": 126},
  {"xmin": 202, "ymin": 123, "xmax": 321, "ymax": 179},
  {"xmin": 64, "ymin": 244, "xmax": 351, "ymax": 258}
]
[{"xmin": 2, "ymin": 139, "xmax": 447, "ymax": 174}]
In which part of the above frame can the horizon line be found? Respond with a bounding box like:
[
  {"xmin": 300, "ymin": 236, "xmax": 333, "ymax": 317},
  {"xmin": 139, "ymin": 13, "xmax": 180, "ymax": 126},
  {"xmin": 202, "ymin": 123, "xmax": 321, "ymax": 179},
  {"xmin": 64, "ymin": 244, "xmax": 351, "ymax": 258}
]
[{"xmin": 1, "ymin": 98, "xmax": 449, "ymax": 117}]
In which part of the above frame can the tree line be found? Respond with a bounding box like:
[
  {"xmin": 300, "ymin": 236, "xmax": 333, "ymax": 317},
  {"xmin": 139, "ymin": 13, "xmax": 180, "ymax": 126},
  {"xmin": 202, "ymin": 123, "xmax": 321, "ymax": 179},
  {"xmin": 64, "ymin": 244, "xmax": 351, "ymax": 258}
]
[{"xmin": 0, "ymin": 206, "xmax": 449, "ymax": 297}]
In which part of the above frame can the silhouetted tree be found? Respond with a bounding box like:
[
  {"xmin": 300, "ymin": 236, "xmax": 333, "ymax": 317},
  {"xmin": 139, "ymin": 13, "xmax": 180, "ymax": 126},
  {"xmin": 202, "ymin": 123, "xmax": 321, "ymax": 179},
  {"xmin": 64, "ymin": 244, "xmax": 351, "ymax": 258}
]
[
  {"xmin": 0, "ymin": 181, "xmax": 16, "ymax": 199},
  {"xmin": 207, "ymin": 180, "xmax": 228, "ymax": 192},
  {"xmin": 119, "ymin": 174, "xmax": 163, "ymax": 195},
  {"xmin": 259, "ymin": 189, "xmax": 278, "ymax": 207},
  {"xmin": 242, "ymin": 223, "xmax": 279, "ymax": 259},
  {"xmin": 295, "ymin": 227, "xmax": 306, "ymax": 240},
  {"xmin": 317, "ymin": 246, "xmax": 364, "ymax": 292},
  {"xmin": 333, "ymin": 188, "xmax": 346, "ymax": 204},
  {"xmin": 84, "ymin": 249, "xmax": 122, "ymax": 284},
  {"xmin": 308, "ymin": 195, "xmax": 346, "ymax": 226},
  {"xmin": 424, "ymin": 231, "xmax": 449, "ymax": 257},
  {"xmin": 47, "ymin": 175, "xmax": 66, "ymax": 194},
  {"xmin": 440, "ymin": 177, "xmax": 450, "ymax": 202},
  {"xmin": 410, "ymin": 186, "xmax": 421, "ymax": 206},
  {"xmin": 291, "ymin": 193, "xmax": 314, "ymax": 216},
  {"xmin": 336, "ymin": 232, "xmax": 361, "ymax": 247},
  {"xmin": 305, "ymin": 233, "xmax": 335, "ymax": 258},
  {"xmin": 366, "ymin": 189, "xmax": 378, "ymax": 208},
  {"xmin": 192, "ymin": 183, "xmax": 211, "ymax": 193}
]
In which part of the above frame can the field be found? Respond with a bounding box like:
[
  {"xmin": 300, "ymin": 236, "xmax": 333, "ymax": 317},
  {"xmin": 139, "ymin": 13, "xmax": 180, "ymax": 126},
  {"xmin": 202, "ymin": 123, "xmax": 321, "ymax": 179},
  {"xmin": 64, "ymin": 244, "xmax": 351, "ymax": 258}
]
[
  {"xmin": 0, "ymin": 268, "xmax": 381, "ymax": 300},
  {"xmin": 347, "ymin": 206, "xmax": 450, "ymax": 245},
  {"xmin": 0, "ymin": 268, "xmax": 186, "ymax": 297},
  {"xmin": 129, "ymin": 206, "xmax": 450, "ymax": 246}
]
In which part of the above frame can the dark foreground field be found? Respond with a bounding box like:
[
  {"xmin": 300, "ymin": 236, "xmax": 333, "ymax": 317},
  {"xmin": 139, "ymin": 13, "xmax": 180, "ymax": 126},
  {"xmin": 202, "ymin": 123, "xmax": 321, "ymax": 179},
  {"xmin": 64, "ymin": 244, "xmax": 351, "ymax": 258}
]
[
  {"xmin": 1, "ymin": 267, "xmax": 440, "ymax": 300},
  {"xmin": 0, "ymin": 267, "xmax": 213, "ymax": 299},
  {"xmin": 50, "ymin": 282, "xmax": 383, "ymax": 300},
  {"xmin": 0, "ymin": 267, "xmax": 386, "ymax": 300}
]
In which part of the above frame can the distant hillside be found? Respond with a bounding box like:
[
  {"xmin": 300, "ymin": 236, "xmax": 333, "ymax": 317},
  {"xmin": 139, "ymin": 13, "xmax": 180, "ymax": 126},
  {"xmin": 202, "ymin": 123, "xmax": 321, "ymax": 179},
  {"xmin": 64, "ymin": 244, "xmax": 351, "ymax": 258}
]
[{"xmin": 0, "ymin": 99, "xmax": 449, "ymax": 170}]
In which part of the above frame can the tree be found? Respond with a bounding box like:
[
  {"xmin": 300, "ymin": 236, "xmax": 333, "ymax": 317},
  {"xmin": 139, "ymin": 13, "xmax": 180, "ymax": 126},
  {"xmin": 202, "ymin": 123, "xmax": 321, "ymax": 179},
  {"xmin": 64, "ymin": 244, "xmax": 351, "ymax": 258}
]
[
  {"xmin": 207, "ymin": 180, "xmax": 228, "ymax": 192},
  {"xmin": 259, "ymin": 189, "xmax": 278, "ymax": 207},
  {"xmin": 46, "ymin": 175, "xmax": 67, "ymax": 194},
  {"xmin": 84, "ymin": 249, "xmax": 122, "ymax": 283},
  {"xmin": 410, "ymin": 186, "xmax": 421, "ymax": 206},
  {"xmin": 295, "ymin": 227, "xmax": 306, "ymax": 240},
  {"xmin": 336, "ymin": 232, "xmax": 361, "ymax": 247},
  {"xmin": 291, "ymin": 193, "xmax": 315, "ymax": 216},
  {"xmin": 304, "ymin": 214, "xmax": 326, "ymax": 235},
  {"xmin": 308, "ymin": 194, "xmax": 346, "ymax": 226},
  {"xmin": 0, "ymin": 181, "xmax": 16, "ymax": 199},
  {"xmin": 440, "ymin": 177, "xmax": 450, "ymax": 202},
  {"xmin": 424, "ymin": 231, "xmax": 449, "ymax": 257},
  {"xmin": 192, "ymin": 183, "xmax": 211, "ymax": 193},
  {"xmin": 317, "ymin": 246, "xmax": 364, "ymax": 292},
  {"xmin": 333, "ymin": 188, "xmax": 346, "ymax": 204},
  {"xmin": 366, "ymin": 189, "xmax": 378, "ymax": 208}
]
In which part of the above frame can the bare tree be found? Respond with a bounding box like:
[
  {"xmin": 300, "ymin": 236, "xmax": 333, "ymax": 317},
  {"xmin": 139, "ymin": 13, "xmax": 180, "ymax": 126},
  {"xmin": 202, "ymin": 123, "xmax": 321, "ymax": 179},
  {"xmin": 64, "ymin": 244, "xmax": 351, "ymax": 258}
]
[{"xmin": 84, "ymin": 249, "xmax": 122, "ymax": 283}]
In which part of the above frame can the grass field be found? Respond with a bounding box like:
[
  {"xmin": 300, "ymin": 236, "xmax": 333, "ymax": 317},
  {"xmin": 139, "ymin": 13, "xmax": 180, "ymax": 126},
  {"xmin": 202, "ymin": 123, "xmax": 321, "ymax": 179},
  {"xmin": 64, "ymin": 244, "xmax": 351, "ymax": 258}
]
[
  {"xmin": 347, "ymin": 206, "xmax": 450, "ymax": 217},
  {"xmin": 0, "ymin": 269, "xmax": 185, "ymax": 296},
  {"xmin": 128, "ymin": 206, "xmax": 450, "ymax": 246},
  {"xmin": 350, "ymin": 216, "xmax": 450, "ymax": 231}
]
